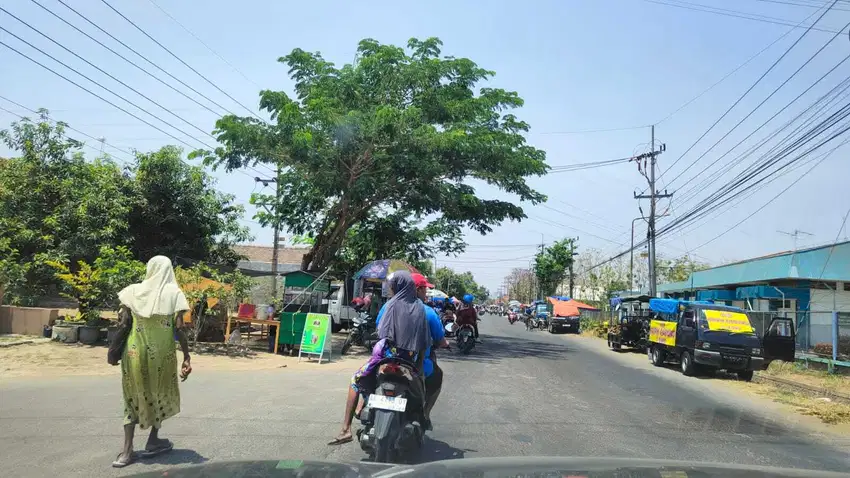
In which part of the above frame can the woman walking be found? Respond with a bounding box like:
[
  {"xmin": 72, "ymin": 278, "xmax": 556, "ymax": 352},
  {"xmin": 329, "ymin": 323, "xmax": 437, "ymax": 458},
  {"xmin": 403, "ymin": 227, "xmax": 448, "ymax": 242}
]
[{"xmin": 109, "ymin": 256, "xmax": 192, "ymax": 468}]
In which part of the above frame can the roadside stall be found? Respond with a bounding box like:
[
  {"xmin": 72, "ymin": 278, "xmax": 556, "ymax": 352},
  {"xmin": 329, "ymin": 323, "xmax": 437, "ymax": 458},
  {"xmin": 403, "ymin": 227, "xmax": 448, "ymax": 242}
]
[
  {"xmin": 275, "ymin": 270, "xmax": 331, "ymax": 354},
  {"xmin": 353, "ymin": 259, "xmax": 421, "ymax": 316}
]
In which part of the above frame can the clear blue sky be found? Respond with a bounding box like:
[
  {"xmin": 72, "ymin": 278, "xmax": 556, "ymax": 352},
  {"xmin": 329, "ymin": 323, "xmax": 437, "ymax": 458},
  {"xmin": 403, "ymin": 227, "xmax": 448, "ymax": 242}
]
[{"xmin": 1, "ymin": 0, "xmax": 848, "ymax": 293}]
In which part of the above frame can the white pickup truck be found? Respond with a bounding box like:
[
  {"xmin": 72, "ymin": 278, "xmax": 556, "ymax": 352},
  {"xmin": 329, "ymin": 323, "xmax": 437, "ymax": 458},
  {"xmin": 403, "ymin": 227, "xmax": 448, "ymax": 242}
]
[{"xmin": 328, "ymin": 287, "xmax": 358, "ymax": 332}]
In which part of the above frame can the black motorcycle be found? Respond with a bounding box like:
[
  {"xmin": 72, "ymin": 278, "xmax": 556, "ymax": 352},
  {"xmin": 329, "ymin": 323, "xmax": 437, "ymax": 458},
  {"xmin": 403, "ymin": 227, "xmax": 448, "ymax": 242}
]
[
  {"xmin": 341, "ymin": 312, "xmax": 377, "ymax": 355},
  {"xmin": 357, "ymin": 357, "xmax": 426, "ymax": 463},
  {"xmin": 456, "ymin": 322, "xmax": 476, "ymax": 354}
]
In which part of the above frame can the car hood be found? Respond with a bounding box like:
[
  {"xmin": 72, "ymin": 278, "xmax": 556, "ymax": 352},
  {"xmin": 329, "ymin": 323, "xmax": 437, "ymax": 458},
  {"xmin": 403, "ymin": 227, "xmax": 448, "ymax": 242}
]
[{"xmin": 126, "ymin": 457, "xmax": 850, "ymax": 478}]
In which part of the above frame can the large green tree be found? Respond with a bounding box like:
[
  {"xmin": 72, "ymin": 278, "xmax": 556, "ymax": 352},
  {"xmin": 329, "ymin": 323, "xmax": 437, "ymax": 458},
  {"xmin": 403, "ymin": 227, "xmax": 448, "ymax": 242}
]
[
  {"xmin": 0, "ymin": 113, "xmax": 135, "ymax": 303},
  {"xmin": 0, "ymin": 114, "xmax": 252, "ymax": 304},
  {"xmin": 197, "ymin": 37, "xmax": 548, "ymax": 271},
  {"xmin": 130, "ymin": 146, "xmax": 252, "ymax": 265},
  {"xmin": 657, "ymin": 254, "xmax": 710, "ymax": 283},
  {"xmin": 534, "ymin": 238, "xmax": 577, "ymax": 298},
  {"xmin": 433, "ymin": 266, "xmax": 487, "ymax": 300}
]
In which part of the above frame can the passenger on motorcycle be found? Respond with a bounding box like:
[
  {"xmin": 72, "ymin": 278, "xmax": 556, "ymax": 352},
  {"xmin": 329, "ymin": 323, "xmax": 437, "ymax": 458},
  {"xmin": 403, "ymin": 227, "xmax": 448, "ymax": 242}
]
[
  {"xmin": 329, "ymin": 271, "xmax": 432, "ymax": 446},
  {"xmin": 455, "ymin": 294, "xmax": 480, "ymax": 343}
]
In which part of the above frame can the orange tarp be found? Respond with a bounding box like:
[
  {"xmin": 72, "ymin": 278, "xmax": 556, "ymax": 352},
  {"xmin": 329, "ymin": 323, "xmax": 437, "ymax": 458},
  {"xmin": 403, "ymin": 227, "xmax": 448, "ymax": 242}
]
[
  {"xmin": 547, "ymin": 297, "xmax": 580, "ymax": 317},
  {"xmin": 565, "ymin": 299, "xmax": 599, "ymax": 310},
  {"xmin": 180, "ymin": 277, "xmax": 232, "ymax": 323}
]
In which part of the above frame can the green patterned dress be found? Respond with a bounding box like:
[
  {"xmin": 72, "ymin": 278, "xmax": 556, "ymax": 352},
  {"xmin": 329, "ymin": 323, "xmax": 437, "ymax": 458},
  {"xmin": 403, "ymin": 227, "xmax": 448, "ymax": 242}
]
[{"xmin": 121, "ymin": 313, "xmax": 181, "ymax": 429}]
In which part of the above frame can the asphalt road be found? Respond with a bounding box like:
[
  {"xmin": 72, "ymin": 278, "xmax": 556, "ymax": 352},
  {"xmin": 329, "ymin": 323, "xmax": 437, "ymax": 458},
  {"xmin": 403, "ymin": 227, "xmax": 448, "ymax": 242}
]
[{"xmin": 2, "ymin": 314, "xmax": 850, "ymax": 477}]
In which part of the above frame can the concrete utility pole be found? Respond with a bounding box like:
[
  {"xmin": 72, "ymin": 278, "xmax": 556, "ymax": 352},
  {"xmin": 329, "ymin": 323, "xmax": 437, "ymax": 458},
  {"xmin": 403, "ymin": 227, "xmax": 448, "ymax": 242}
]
[
  {"xmin": 568, "ymin": 238, "xmax": 579, "ymax": 298},
  {"xmin": 255, "ymin": 166, "xmax": 283, "ymax": 300},
  {"xmin": 633, "ymin": 125, "xmax": 672, "ymax": 297}
]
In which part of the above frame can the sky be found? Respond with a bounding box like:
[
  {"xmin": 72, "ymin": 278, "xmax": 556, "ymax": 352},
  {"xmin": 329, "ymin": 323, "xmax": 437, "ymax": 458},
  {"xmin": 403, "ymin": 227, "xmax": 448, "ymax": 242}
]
[{"xmin": 1, "ymin": 0, "xmax": 849, "ymax": 294}]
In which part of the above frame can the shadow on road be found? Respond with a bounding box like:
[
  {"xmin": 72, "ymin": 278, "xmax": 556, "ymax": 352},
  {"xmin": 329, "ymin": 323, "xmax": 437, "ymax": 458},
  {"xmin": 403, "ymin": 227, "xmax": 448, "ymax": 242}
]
[
  {"xmin": 138, "ymin": 448, "xmax": 209, "ymax": 466},
  {"xmin": 416, "ymin": 436, "xmax": 475, "ymax": 463},
  {"xmin": 438, "ymin": 332, "xmax": 572, "ymax": 365}
]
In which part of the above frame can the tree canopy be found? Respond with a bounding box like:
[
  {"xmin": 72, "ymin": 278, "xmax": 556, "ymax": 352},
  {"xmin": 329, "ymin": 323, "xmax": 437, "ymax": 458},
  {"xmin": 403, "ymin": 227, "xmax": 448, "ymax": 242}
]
[
  {"xmin": 433, "ymin": 266, "xmax": 489, "ymax": 301},
  {"xmin": 534, "ymin": 238, "xmax": 577, "ymax": 298},
  {"xmin": 197, "ymin": 37, "xmax": 548, "ymax": 271},
  {"xmin": 0, "ymin": 113, "xmax": 252, "ymax": 305}
]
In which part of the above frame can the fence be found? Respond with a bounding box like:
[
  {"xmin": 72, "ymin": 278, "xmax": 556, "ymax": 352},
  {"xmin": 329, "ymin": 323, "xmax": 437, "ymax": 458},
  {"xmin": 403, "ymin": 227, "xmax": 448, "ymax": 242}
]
[{"xmin": 749, "ymin": 310, "xmax": 848, "ymax": 360}]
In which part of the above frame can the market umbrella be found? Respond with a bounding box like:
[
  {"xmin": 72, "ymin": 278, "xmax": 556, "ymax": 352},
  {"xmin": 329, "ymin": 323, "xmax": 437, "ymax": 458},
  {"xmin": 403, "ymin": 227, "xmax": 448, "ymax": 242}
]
[
  {"xmin": 427, "ymin": 289, "xmax": 448, "ymax": 299},
  {"xmin": 354, "ymin": 259, "xmax": 422, "ymax": 281}
]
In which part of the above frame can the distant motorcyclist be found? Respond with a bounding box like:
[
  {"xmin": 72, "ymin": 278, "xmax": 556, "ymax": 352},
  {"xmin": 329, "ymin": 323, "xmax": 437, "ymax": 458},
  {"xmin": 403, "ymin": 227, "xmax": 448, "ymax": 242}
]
[{"xmin": 455, "ymin": 294, "xmax": 480, "ymax": 343}]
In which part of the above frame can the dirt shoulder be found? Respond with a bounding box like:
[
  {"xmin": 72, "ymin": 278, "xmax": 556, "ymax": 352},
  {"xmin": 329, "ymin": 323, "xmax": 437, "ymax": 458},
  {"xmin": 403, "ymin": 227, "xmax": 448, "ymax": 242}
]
[{"xmin": 0, "ymin": 340, "xmax": 364, "ymax": 380}]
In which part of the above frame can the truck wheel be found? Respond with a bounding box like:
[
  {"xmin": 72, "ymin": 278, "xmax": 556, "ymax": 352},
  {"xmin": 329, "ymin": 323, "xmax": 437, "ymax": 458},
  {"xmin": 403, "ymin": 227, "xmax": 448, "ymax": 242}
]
[
  {"xmin": 681, "ymin": 350, "xmax": 695, "ymax": 376},
  {"xmin": 332, "ymin": 321, "xmax": 342, "ymax": 333},
  {"xmin": 737, "ymin": 370, "xmax": 754, "ymax": 382},
  {"xmin": 650, "ymin": 345, "xmax": 665, "ymax": 366}
]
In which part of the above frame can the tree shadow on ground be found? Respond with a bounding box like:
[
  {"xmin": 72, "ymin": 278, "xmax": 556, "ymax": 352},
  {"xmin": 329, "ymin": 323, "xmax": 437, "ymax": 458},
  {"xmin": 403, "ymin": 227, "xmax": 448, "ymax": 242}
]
[{"xmin": 437, "ymin": 332, "xmax": 573, "ymax": 365}]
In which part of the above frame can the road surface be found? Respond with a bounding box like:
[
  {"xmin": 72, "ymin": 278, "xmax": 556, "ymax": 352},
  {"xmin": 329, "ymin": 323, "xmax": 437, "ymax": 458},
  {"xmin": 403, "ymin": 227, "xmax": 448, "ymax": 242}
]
[{"xmin": 2, "ymin": 315, "xmax": 849, "ymax": 477}]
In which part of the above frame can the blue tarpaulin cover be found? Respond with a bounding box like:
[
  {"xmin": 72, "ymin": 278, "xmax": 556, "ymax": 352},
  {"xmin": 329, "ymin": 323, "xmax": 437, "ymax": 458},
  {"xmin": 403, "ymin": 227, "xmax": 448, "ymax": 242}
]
[{"xmin": 649, "ymin": 298, "xmax": 681, "ymax": 315}]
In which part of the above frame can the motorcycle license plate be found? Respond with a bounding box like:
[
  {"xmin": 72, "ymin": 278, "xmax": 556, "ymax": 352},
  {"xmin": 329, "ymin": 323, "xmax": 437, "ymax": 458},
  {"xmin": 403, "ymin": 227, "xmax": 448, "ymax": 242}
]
[{"xmin": 368, "ymin": 394, "xmax": 407, "ymax": 412}]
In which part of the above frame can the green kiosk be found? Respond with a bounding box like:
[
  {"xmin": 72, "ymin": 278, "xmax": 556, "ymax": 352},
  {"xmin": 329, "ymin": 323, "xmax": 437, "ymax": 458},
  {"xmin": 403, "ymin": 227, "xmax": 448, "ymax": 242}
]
[{"xmin": 275, "ymin": 271, "xmax": 331, "ymax": 354}]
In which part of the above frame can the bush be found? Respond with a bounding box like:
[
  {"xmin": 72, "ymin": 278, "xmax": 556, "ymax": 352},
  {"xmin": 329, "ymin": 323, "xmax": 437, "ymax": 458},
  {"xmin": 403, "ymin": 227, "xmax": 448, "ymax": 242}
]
[
  {"xmin": 812, "ymin": 336, "xmax": 850, "ymax": 358},
  {"xmin": 580, "ymin": 316, "xmax": 608, "ymax": 338}
]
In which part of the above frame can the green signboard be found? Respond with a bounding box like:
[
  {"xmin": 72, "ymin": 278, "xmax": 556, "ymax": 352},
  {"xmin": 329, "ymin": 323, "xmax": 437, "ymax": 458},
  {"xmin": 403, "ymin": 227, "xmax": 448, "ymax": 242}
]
[{"xmin": 298, "ymin": 313, "xmax": 331, "ymax": 363}]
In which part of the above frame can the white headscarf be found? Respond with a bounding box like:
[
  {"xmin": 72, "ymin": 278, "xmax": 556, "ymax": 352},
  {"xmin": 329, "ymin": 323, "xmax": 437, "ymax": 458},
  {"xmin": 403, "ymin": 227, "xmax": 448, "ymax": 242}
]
[{"xmin": 118, "ymin": 256, "xmax": 189, "ymax": 318}]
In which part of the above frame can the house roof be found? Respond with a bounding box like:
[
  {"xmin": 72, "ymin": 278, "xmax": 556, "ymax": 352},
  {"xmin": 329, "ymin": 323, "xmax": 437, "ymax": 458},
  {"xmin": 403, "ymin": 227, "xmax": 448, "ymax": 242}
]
[
  {"xmin": 658, "ymin": 240, "xmax": 850, "ymax": 292},
  {"xmin": 232, "ymin": 244, "xmax": 310, "ymax": 275}
]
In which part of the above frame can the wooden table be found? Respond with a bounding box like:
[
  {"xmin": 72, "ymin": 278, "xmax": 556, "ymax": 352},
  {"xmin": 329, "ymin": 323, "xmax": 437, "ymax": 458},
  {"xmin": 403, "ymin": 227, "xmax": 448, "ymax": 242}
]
[{"xmin": 224, "ymin": 316, "xmax": 282, "ymax": 355}]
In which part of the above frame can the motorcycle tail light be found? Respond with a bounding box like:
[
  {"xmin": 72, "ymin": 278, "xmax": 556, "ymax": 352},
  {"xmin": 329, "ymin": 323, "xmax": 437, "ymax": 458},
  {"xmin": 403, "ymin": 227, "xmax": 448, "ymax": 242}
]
[{"xmin": 380, "ymin": 363, "xmax": 403, "ymax": 376}]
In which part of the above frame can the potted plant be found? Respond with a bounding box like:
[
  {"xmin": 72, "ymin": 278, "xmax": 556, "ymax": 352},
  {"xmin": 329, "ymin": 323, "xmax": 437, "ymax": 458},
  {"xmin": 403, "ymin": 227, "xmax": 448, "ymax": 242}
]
[{"xmin": 48, "ymin": 246, "xmax": 145, "ymax": 345}]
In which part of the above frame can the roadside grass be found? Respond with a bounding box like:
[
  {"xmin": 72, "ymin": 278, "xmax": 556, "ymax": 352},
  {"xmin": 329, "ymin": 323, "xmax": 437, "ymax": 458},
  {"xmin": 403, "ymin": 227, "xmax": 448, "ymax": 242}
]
[
  {"xmin": 761, "ymin": 360, "xmax": 850, "ymax": 392},
  {"xmin": 752, "ymin": 383, "xmax": 850, "ymax": 425}
]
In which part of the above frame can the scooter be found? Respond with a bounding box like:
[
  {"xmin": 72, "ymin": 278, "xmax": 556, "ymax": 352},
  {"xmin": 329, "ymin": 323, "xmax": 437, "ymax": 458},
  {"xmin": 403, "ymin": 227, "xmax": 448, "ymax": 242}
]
[
  {"xmin": 441, "ymin": 311, "xmax": 457, "ymax": 338},
  {"xmin": 357, "ymin": 358, "xmax": 426, "ymax": 463},
  {"xmin": 456, "ymin": 322, "xmax": 476, "ymax": 354},
  {"xmin": 341, "ymin": 311, "xmax": 377, "ymax": 355},
  {"xmin": 507, "ymin": 311, "xmax": 518, "ymax": 325}
]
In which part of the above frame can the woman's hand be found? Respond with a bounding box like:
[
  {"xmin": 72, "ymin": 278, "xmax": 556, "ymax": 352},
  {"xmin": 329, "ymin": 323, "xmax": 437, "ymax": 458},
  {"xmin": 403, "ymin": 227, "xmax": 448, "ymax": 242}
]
[{"xmin": 180, "ymin": 357, "xmax": 192, "ymax": 381}]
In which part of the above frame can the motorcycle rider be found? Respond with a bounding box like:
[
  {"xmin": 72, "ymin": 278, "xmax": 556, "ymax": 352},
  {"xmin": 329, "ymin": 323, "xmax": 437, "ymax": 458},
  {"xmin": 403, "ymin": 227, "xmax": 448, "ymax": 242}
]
[
  {"xmin": 410, "ymin": 273, "xmax": 449, "ymax": 430},
  {"xmin": 455, "ymin": 294, "xmax": 480, "ymax": 342},
  {"xmin": 329, "ymin": 271, "xmax": 431, "ymax": 446}
]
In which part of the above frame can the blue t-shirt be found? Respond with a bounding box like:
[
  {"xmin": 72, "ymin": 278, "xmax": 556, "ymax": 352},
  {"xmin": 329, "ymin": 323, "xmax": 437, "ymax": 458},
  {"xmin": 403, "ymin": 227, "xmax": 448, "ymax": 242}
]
[{"xmin": 376, "ymin": 301, "xmax": 445, "ymax": 377}]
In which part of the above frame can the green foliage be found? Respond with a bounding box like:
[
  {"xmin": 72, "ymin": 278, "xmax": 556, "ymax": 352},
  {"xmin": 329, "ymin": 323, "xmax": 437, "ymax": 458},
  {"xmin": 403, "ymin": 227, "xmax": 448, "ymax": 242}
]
[
  {"xmin": 130, "ymin": 146, "xmax": 252, "ymax": 265},
  {"xmin": 0, "ymin": 114, "xmax": 252, "ymax": 304},
  {"xmin": 46, "ymin": 245, "xmax": 145, "ymax": 324},
  {"xmin": 580, "ymin": 316, "xmax": 608, "ymax": 338},
  {"xmin": 433, "ymin": 266, "xmax": 487, "ymax": 301},
  {"xmin": 534, "ymin": 238, "xmax": 577, "ymax": 298},
  {"xmin": 0, "ymin": 112, "xmax": 135, "ymax": 302},
  {"xmin": 196, "ymin": 37, "xmax": 548, "ymax": 271},
  {"xmin": 174, "ymin": 263, "xmax": 253, "ymax": 310},
  {"xmin": 657, "ymin": 255, "xmax": 710, "ymax": 283}
]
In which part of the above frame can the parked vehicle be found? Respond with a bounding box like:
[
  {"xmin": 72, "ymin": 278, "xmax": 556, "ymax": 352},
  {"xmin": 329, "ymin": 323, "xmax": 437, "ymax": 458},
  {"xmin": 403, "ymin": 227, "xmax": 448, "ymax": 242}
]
[
  {"xmin": 646, "ymin": 299, "xmax": 795, "ymax": 381},
  {"xmin": 550, "ymin": 314, "xmax": 580, "ymax": 334},
  {"xmin": 340, "ymin": 311, "xmax": 377, "ymax": 355},
  {"xmin": 607, "ymin": 295, "xmax": 652, "ymax": 349},
  {"xmin": 328, "ymin": 287, "xmax": 358, "ymax": 332},
  {"xmin": 357, "ymin": 358, "xmax": 426, "ymax": 463}
]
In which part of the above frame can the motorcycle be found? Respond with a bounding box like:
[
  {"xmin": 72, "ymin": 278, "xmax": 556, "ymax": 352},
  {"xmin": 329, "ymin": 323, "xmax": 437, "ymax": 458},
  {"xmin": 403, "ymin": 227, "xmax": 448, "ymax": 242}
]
[
  {"xmin": 507, "ymin": 311, "xmax": 518, "ymax": 325},
  {"xmin": 456, "ymin": 322, "xmax": 476, "ymax": 354},
  {"xmin": 341, "ymin": 311, "xmax": 377, "ymax": 355},
  {"xmin": 441, "ymin": 311, "xmax": 457, "ymax": 338},
  {"xmin": 357, "ymin": 358, "xmax": 426, "ymax": 463}
]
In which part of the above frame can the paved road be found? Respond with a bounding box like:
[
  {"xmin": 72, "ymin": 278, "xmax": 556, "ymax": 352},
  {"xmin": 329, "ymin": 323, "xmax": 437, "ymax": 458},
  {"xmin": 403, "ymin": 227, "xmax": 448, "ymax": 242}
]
[{"xmin": 2, "ymin": 315, "xmax": 850, "ymax": 477}]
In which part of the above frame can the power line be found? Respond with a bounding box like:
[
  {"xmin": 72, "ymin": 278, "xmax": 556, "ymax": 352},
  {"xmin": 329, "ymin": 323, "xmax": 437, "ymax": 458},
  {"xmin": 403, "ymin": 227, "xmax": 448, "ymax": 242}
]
[
  {"xmin": 664, "ymin": 14, "xmax": 849, "ymax": 190},
  {"xmin": 644, "ymin": 0, "xmax": 843, "ymax": 34},
  {"xmin": 0, "ymin": 40, "xmax": 259, "ymax": 181},
  {"xmin": 548, "ymin": 156, "xmax": 632, "ymax": 173},
  {"xmin": 654, "ymin": 1, "xmax": 835, "ymax": 185},
  {"xmin": 0, "ymin": 102, "xmax": 132, "ymax": 164},
  {"xmin": 146, "ymin": 0, "xmax": 262, "ymax": 90},
  {"xmin": 0, "ymin": 94, "xmax": 134, "ymax": 158},
  {"xmin": 0, "ymin": 10, "xmax": 217, "ymax": 142},
  {"xmin": 35, "ymin": 0, "xmax": 224, "ymax": 117},
  {"xmin": 98, "ymin": 0, "xmax": 263, "ymax": 121}
]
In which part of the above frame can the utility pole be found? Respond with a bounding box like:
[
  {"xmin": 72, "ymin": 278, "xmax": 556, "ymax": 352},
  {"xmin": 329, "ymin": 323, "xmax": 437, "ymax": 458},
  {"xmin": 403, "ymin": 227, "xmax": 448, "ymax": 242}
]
[
  {"xmin": 568, "ymin": 238, "xmax": 579, "ymax": 298},
  {"xmin": 633, "ymin": 125, "xmax": 671, "ymax": 297},
  {"xmin": 777, "ymin": 229, "xmax": 813, "ymax": 251},
  {"xmin": 255, "ymin": 166, "xmax": 283, "ymax": 301},
  {"xmin": 537, "ymin": 234, "xmax": 545, "ymax": 300}
]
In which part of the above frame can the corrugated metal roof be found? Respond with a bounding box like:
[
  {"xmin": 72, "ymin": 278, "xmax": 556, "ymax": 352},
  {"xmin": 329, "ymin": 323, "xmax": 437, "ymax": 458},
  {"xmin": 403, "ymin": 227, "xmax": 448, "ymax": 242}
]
[{"xmin": 658, "ymin": 240, "xmax": 850, "ymax": 292}]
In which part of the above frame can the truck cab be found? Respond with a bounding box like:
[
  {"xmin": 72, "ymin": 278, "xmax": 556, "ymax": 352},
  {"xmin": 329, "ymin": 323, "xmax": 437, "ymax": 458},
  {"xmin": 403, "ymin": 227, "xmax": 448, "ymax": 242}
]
[
  {"xmin": 647, "ymin": 300, "xmax": 795, "ymax": 381},
  {"xmin": 327, "ymin": 287, "xmax": 357, "ymax": 332}
]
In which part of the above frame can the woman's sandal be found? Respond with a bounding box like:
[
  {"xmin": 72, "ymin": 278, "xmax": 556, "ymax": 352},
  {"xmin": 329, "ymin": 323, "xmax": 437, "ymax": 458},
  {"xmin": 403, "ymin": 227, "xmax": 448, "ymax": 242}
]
[
  {"xmin": 327, "ymin": 433, "xmax": 353, "ymax": 445},
  {"xmin": 112, "ymin": 452, "xmax": 134, "ymax": 468},
  {"xmin": 140, "ymin": 439, "xmax": 174, "ymax": 458}
]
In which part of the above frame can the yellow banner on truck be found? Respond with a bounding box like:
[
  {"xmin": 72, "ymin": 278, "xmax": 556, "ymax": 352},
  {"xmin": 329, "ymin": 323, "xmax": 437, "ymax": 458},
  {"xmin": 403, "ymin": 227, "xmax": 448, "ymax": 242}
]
[
  {"xmin": 649, "ymin": 320, "xmax": 677, "ymax": 346},
  {"xmin": 703, "ymin": 309, "xmax": 754, "ymax": 334}
]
